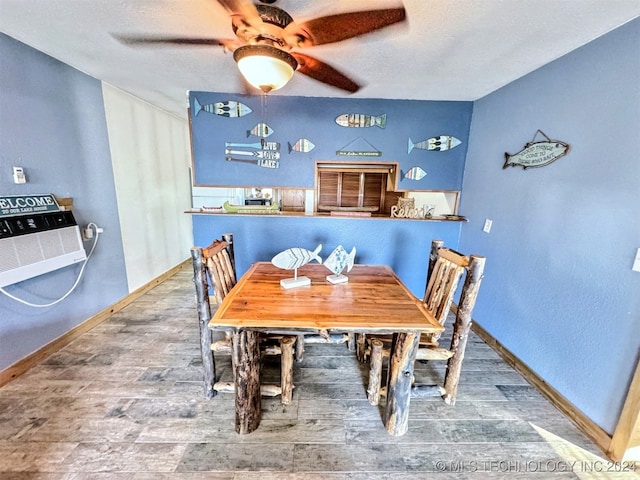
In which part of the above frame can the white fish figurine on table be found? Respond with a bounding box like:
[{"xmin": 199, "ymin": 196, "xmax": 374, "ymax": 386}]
[
  {"xmin": 271, "ymin": 245, "xmax": 322, "ymax": 289},
  {"xmin": 324, "ymin": 245, "xmax": 356, "ymax": 284}
]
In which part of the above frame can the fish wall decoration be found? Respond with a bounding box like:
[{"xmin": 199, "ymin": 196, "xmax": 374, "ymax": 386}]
[
  {"xmin": 193, "ymin": 98, "xmax": 252, "ymax": 117},
  {"xmin": 504, "ymin": 130, "xmax": 570, "ymax": 169},
  {"xmin": 288, "ymin": 139, "xmax": 315, "ymax": 153},
  {"xmin": 247, "ymin": 123, "xmax": 273, "ymax": 138},
  {"xmin": 335, "ymin": 113, "xmax": 386, "ymax": 128},
  {"xmin": 401, "ymin": 166, "xmax": 427, "ymax": 181},
  {"xmin": 408, "ymin": 136, "xmax": 462, "ymax": 153}
]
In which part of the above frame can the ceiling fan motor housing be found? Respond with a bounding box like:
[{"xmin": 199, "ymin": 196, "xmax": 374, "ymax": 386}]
[
  {"xmin": 232, "ymin": 5, "xmax": 294, "ymax": 46},
  {"xmin": 255, "ymin": 5, "xmax": 293, "ymax": 28}
]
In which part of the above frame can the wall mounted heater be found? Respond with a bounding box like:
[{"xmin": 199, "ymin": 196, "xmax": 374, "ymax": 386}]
[{"xmin": 0, "ymin": 210, "xmax": 87, "ymax": 288}]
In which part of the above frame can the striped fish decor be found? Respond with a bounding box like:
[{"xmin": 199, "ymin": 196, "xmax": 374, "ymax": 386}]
[
  {"xmin": 272, "ymin": 245, "xmax": 323, "ymax": 289},
  {"xmin": 272, "ymin": 245, "xmax": 323, "ymax": 270},
  {"xmin": 192, "ymin": 98, "xmax": 252, "ymax": 118}
]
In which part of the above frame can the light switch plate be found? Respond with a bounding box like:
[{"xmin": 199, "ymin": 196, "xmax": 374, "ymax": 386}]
[
  {"xmin": 483, "ymin": 219, "xmax": 493, "ymax": 233},
  {"xmin": 12, "ymin": 166, "xmax": 26, "ymax": 184}
]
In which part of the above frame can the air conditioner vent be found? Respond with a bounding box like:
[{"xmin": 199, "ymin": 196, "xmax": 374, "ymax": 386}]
[{"xmin": 0, "ymin": 211, "xmax": 86, "ymax": 287}]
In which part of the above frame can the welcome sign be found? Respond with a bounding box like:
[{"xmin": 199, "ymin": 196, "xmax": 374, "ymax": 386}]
[{"xmin": 0, "ymin": 194, "xmax": 60, "ymax": 218}]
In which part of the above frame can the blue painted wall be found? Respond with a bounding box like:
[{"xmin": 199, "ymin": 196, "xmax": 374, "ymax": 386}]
[
  {"xmin": 193, "ymin": 215, "xmax": 461, "ymax": 298},
  {"xmin": 459, "ymin": 18, "xmax": 640, "ymax": 434},
  {"xmin": 189, "ymin": 91, "xmax": 472, "ymax": 190},
  {"xmin": 0, "ymin": 33, "xmax": 128, "ymax": 370},
  {"xmin": 189, "ymin": 93, "xmax": 473, "ymax": 297}
]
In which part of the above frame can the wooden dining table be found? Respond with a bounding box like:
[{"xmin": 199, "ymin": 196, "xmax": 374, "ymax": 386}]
[{"xmin": 209, "ymin": 261, "xmax": 444, "ymax": 436}]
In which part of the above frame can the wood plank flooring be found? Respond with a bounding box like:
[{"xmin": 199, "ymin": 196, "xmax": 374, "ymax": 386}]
[{"xmin": 0, "ymin": 269, "xmax": 635, "ymax": 479}]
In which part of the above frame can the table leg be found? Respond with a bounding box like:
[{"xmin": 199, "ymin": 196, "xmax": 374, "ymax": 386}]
[
  {"xmin": 383, "ymin": 331, "xmax": 419, "ymax": 436},
  {"xmin": 232, "ymin": 329, "xmax": 261, "ymax": 434},
  {"xmin": 280, "ymin": 336, "xmax": 295, "ymax": 405}
]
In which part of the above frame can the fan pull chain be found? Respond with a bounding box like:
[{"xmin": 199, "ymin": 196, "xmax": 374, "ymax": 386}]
[
  {"xmin": 261, "ymin": 92, "xmax": 268, "ymax": 124},
  {"xmin": 260, "ymin": 93, "xmax": 269, "ymax": 149}
]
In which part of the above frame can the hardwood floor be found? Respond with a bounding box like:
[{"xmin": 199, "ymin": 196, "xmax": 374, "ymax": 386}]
[{"xmin": 0, "ymin": 269, "xmax": 631, "ymax": 479}]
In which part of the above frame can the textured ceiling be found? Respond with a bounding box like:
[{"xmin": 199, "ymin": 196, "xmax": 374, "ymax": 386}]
[{"xmin": 1, "ymin": 0, "xmax": 639, "ymax": 119}]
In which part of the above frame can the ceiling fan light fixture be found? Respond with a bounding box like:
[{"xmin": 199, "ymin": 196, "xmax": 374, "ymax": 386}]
[{"xmin": 234, "ymin": 45, "xmax": 298, "ymax": 93}]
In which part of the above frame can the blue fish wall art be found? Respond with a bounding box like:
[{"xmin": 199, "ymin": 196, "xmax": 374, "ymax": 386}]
[
  {"xmin": 193, "ymin": 98, "xmax": 252, "ymax": 117},
  {"xmin": 401, "ymin": 166, "xmax": 427, "ymax": 181},
  {"xmin": 335, "ymin": 113, "xmax": 386, "ymax": 128}
]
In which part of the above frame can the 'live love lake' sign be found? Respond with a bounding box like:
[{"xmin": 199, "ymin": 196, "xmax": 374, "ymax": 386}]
[{"xmin": 0, "ymin": 194, "xmax": 60, "ymax": 218}]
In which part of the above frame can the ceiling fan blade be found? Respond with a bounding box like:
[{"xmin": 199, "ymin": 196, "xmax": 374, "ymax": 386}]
[
  {"xmin": 284, "ymin": 7, "xmax": 406, "ymax": 48},
  {"xmin": 291, "ymin": 53, "xmax": 361, "ymax": 93},
  {"xmin": 216, "ymin": 0, "xmax": 262, "ymax": 28},
  {"xmin": 113, "ymin": 34, "xmax": 239, "ymax": 51}
]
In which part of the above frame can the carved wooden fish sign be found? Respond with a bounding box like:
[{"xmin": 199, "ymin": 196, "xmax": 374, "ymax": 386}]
[{"xmin": 503, "ymin": 130, "xmax": 570, "ymax": 170}]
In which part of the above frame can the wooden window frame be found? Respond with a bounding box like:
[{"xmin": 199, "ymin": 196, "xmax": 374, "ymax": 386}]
[{"xmin": 315, "ymin": 162, "xmax": 399, "ymax": 214}]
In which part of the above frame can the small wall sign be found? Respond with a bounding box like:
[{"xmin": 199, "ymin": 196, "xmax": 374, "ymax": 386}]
[
  {"xmin": 0, "ymin": 194, "xmax": 60, "ymax": 218},
  {"xmin": 503, "ymin": 130, "xmax": 570, "ymax": 170},
  {"xmin": 336, "ymin": 137, "xmax": 382, "ymax": 157}
]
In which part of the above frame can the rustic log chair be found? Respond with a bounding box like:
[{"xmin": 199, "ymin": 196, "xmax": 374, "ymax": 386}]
[
  {"xmin": 191, "ymin": 233, "xmax": 296, "ymax": 404},
  {"xmin": 364, "ymin": 239, "xmax": 485, "ymax": 406}
]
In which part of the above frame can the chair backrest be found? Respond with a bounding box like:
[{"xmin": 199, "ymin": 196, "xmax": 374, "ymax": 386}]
[
  {"xmin": 191, "ymin": 233, "xmax": 237, "ymax": 308},
  {"xmin": 423, "ymin": 240, "xmax": 469, "ymax": 327},
  {"xmin": 201, "ymin": 235, "xmax": 237, "ymax": 304}
]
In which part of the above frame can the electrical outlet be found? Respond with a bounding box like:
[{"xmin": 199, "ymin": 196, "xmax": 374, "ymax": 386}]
[
  {"xmin": 632, "ymin": 248, "xmax": 640, "ymax": 272},
  {"xmin": 483, "ymin": 218, "xmax": 493, "ymax": 233}
]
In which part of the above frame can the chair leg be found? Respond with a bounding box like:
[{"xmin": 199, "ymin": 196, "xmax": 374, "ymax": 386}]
[
  {"xmin": 199, "ymin": 323, "xmax": 217, "ymax": 398},
  {"xmin": 280, "ymin": 336, "xmax": 295, "ymax": 405},
  {"xmin": 443, "ymin": 254, "xmax": 485, "ymax": 405},
  {"xmin": 367, "ymin": 339, "xmax": 384, "ymax": 405},
  {"xmin": 442, "ymin": 320, "xmax": 472, "ymax": 405}
]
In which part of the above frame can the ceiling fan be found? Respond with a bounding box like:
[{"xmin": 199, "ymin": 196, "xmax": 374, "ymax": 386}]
[{"xmin": 114, "ymin": 0, "xmax": 406, "ymax": 94}]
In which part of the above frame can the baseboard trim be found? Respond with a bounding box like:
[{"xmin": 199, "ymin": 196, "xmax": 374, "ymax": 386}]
[
  {"xmin": 470, "ymin": 320, "xmax": 612, "ymax": 457},
  {"xmin": 0, "ymin": 259, "xmax": 190, "ymax": 387}
]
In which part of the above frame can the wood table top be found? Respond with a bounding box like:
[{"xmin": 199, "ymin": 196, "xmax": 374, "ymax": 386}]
[{"xmin": 210, "ymin": 262, "xmax": 443, "ymax": 333}]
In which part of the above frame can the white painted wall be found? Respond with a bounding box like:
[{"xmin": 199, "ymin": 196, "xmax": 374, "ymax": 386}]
[{"xmin": 102, "ymin": 84, "xmax": 193, "ymax": 292}]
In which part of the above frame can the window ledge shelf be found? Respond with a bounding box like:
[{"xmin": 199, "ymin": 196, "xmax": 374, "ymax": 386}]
[{"xmin": 185, "ymin": 209, "xmax": 467, "ymax": 222}]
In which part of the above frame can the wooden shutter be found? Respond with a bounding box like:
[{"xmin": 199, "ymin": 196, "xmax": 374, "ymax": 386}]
[
  {"xmin": 341, "ymin": 172, "xmax": 361, "ymax": 207},
  {"xmin": 318, "ymin": 171, "xmax": 340, "ymax": 206},
  {"xmin": 316, "ymin": 162, "xmax": 397, "ymax": 213},
  {"xmin": 363, "ymin": 173, "xmax": 384, "ymax": 209}
]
